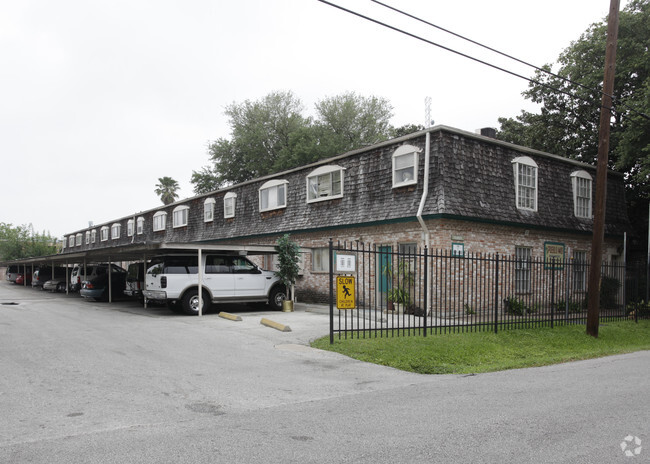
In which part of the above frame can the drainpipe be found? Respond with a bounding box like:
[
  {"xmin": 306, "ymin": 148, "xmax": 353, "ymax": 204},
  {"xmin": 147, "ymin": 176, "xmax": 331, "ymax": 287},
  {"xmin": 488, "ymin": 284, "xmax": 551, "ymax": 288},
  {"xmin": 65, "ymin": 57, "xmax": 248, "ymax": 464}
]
[{"xmin": 417, "ymin": 131, "xmax": 432, "ymax": 315}]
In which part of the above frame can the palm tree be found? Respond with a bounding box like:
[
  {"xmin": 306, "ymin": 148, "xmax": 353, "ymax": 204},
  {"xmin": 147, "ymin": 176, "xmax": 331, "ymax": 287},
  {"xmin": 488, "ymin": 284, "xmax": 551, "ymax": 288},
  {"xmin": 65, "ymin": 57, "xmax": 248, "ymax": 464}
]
[{"xmin": 155, "ymin": 177, "xmax": 179, "ymax": 205}]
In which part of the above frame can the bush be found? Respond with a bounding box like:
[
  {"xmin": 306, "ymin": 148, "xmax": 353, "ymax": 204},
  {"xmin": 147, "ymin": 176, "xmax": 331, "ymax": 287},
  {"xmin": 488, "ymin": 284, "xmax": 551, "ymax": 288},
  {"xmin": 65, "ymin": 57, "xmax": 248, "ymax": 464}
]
[
  {"xmin": 555, "ymin": 299, "xmax": 584, "ymax": 314},
  {"xmin": 504, "ymin": 296, "xmax": 529, "ymax": 316}
]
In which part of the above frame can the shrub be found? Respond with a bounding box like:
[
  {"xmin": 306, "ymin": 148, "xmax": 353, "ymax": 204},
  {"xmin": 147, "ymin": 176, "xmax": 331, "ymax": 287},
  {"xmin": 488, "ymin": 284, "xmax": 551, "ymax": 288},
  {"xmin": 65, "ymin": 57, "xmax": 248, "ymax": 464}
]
[{"xmin": 504, "ymin": 296, "xmax": 529, "ymax": 316}]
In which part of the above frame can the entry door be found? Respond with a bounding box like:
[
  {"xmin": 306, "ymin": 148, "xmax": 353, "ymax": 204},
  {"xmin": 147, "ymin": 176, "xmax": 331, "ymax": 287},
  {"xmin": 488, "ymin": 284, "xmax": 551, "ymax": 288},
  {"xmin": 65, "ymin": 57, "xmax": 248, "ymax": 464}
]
[{"xmin": 378, "ymin": 246, "xmax": 392, "ymax": 306}]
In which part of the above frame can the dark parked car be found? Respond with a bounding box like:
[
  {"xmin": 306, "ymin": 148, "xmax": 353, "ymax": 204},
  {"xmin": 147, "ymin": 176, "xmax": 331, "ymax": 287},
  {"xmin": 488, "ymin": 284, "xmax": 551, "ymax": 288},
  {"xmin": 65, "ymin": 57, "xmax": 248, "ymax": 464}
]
[
  {"xmin": 80, "ymin": 266, "xmax": 127, "ymax": 301},
  {"xmin": 32, "ymin": 267, "xmax": 69, "ymax": 289}
]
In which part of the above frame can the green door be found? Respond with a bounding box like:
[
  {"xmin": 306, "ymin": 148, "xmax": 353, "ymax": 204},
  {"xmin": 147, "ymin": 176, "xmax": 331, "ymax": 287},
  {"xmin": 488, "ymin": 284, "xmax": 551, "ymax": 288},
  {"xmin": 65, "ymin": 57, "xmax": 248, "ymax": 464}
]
[{"xmin": 378, "ymin": 246, "xmax": 392, "ymax": 305}]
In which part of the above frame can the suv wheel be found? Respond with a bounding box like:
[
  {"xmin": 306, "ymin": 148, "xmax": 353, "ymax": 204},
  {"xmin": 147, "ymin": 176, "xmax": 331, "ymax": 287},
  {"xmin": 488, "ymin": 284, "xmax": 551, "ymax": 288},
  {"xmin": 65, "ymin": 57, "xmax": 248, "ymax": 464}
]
[
  {"xmin": 269, "ymin": 286, "xmax": 287, "ymax": 311},
  {"xmin": 181, "ymin": 289, "xmax": 211, "ymax": 315}
]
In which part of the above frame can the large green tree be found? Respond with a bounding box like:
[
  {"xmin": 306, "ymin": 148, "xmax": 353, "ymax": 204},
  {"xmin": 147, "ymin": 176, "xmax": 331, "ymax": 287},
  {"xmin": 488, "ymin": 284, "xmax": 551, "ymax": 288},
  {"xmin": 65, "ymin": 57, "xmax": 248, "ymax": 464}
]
[
  {"xmin": 497, "ymin": 0, "xmax": 650, "ymax": 201},
  {"xmin": 191, "ymin": 91, "xmax": 396, "ymax": 194},
  {"xmin": 0, "ymin": 223, "xmax": 56, "ymax": 260}
]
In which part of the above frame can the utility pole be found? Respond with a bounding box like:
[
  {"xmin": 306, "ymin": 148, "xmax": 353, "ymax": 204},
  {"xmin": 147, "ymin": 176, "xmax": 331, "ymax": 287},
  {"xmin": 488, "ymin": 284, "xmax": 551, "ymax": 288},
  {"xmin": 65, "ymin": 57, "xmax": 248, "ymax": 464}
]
[{"xmin": 586, "ymin": 0, "xmax": 620, "ymax": 338}]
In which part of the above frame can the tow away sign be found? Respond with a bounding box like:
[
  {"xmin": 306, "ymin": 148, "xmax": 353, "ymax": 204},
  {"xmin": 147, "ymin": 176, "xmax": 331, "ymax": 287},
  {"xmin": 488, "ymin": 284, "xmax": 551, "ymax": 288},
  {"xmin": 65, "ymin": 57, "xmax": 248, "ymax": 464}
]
[{"xmin": 336, "ymin": 276, "xmax": 355, "ymax": 310}]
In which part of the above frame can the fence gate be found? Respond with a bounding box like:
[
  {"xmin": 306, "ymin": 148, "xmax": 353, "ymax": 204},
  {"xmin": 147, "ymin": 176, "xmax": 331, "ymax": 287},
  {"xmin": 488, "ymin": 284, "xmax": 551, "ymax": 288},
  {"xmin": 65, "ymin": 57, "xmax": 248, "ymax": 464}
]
[{"xmin": 328, "ymin": 240, "xmax": 639, "ymax": 343}]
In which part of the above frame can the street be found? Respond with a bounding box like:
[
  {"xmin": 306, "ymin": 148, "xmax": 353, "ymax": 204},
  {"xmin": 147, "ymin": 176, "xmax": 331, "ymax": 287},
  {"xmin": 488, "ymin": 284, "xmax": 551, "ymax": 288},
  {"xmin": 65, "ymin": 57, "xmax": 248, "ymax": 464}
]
[{"xmin": 0, "ymin": 281, "xmax": 647, "ymax": 463}]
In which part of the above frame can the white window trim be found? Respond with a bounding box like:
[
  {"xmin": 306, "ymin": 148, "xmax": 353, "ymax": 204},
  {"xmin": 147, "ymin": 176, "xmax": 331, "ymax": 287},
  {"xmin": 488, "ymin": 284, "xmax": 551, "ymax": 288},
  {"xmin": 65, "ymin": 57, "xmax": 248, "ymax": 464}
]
[
  {"xmin": 91, "ymin": 229, "xmax": 96, "ymax": 244},
  {"xmin": 306, "ymin": 165, "xmax": 345, "ymax": 203},
  {"xmin": 85, "ymin": 231, "xmax": 90, "ymax": 245},
  {"xmin": 204, "ymin": 198, "xmax": 215, "ymax": 222},
  {"xmin": 571, "ymin": 170, "xmax": 593, "ymax": 218},
  {"xmin": 75, "ymin": 233, "xmax": 82, "ymax": 246},
  {"xmin": 68, "ymin": 236, "xmax": 74, "ymax": 248},
  {"xmin": 100, "ymin": 226, "xmax": 109, "ymax": 242},
  {"xmin": 111, "ymin": 223, "xmax": 121, "ymax": 240},
  {"xmin": 136, "ymin": 217, "xmax": 144, "ymax": 235},
  {"xmin": 173, "ymin": 205, "xmax": 190, "ymax": 228},
  {"xmin": 224, "ymin": 192, "xmax": 237, "ymax": 218},
  {"xmin": 512, "ymin": 156, "xmax": 538, "ymax": 212},
  {"xmin": 259, "ymin": 179, "xmax": 288, "ymax": 212},
  {"xmin": 153, "ymin": 211, "xmax": 167, "ymax": 232},
  {"xmin": 392, "ymin": 144, "xmax": 420, "ymax": 188},
  {"xmin": 127, "ymin": 219, "xmax": 135, "ymax": 237}
]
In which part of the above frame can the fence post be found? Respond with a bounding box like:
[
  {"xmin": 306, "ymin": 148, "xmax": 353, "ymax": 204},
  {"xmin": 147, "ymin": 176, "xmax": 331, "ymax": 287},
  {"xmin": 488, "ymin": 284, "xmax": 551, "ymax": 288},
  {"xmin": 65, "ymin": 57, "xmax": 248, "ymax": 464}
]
[
  {"xmin": 329, "ymin": 238, "xmax": 334, "ymax": 344},
  {"xmin": 494, "ymin": 253, "xmax": 499, "ymax": 334},
  {"xmin": 551, "ymin": 257, "xmax": 556, "ymax": 329},
  {"xmin": 423, "ymin": 246, "xmax": 428, "ymax": 337}
]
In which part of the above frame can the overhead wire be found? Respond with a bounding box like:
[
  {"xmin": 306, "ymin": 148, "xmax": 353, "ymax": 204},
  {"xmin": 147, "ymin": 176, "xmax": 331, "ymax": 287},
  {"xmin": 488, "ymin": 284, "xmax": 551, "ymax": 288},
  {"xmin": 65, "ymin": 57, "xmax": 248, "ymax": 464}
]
[
  {"xmin": 371, "ymin": 0, "xmax": 649, "ymax": 122},
  {"xmin": 316, "ymin": 0, "xmax": 650, "ymax": 121}
]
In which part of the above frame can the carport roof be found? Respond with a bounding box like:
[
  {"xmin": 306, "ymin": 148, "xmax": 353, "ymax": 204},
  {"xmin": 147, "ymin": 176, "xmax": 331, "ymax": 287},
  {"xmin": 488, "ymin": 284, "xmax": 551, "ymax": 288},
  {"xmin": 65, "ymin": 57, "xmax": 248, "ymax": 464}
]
[{"xmin": 1, "ymin": 242, "xmax": 286, "ymax": 266}]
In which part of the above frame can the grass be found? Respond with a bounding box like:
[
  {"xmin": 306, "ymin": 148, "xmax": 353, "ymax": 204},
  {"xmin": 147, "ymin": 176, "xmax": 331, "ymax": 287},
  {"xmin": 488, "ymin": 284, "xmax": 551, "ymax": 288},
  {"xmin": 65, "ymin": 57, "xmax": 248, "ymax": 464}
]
[{"xmin": 310, "ymin": 320, "xmax": 650, "ymax": 374}]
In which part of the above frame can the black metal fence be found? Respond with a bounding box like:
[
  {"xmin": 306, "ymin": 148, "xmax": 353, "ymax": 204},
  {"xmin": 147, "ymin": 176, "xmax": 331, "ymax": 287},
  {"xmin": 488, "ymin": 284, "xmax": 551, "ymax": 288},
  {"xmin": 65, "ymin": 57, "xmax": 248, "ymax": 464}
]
[{"xmin": 328, "ymin": 240, "xmax": 648, "ymax": 342}]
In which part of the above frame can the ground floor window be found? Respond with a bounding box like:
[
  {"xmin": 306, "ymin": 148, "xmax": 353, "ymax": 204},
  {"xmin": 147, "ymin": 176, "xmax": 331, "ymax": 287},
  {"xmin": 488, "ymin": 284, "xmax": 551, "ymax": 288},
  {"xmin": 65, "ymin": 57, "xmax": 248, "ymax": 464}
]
[
  {"xmin": 312, "ymin": 248, "xmax": 329, "ymax": 273},
  {"xmin": 515, "ymin": 246, "xmax": 532, "ymax": 293},
  {"xmin": 573, "ymin": 251, "xmax": 587, "ymax": 292}
]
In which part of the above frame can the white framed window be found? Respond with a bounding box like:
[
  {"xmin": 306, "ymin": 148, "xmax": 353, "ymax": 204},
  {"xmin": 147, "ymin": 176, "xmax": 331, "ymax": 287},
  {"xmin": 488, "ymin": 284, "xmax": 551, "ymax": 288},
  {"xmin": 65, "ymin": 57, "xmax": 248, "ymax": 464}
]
[
  {"xmin": 259, "ymin": 179, "xmax": 288, "ymax": 212},
  {"xmin": 68, "ymin": 236, "xmax": 75, "ymax": 248},
  {"xmin": 515, "ymin": 246, "xmax": 532, "ymax": 293},
  {"xmin": 153, "ymin": 211, "xmax": 167, "ymax": 232},
  {"xmin": 75, "ymin": 233, "xmax": 82, "ymax": 246},
  {"xmin": 173, "ymin": 205, "xmax": 189, "ymax": 228},
  {"xmin": 392, "ymin": 144, "xmax": 420, "ymax": 188},
  {"xmin": 307, "ymin": 165, "xmax": 344, "ymax": 202},
  {"xmin": 571, "ymin": 170, "xmax": 592, "ymax": 218},
  {"xmin": 62, "ymin": 238, "xmax": 66, "ymax": 250},
  {"xmin": 111, "ymin": 223, "xmax": 121, "ymax": 240},
  {"xmin": 127, "ymin": 219, "xmax": 135, "ymax": 237},
  {"xmin": 512, "ymin": 156, "xmax": 538, "ymax": 211},
  {"xmin": 91, "ymin": 229, "xmax": 96, "ymax": 244},
  {"xmin": 136, "ymin": 217, "xmax": 144, "ymax": 235},
  {"xmin": 100, "ymin": 226, "xmax": 109, "ymax": 242},
  {"xmin": 312, "ymin": 248, "xmax": 330, "ymax": 273},
  {"xmin": 204, "ymin": 198, "xmax": 215, "ymax": 222},
  {"xmin": 85, "ymin": 231, "xmax": 90, "ymax": 245},
  {"xmin": 224, "ymin": 192, "xmax": 237, "ymax": 218}
]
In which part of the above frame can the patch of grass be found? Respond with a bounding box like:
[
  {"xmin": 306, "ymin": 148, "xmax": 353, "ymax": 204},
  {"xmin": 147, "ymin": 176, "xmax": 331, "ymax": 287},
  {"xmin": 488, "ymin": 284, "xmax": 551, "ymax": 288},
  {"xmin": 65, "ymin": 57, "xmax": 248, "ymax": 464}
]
[{"xmin": 311, "ymin": 320, "xmax": 650, "ymax": 374}]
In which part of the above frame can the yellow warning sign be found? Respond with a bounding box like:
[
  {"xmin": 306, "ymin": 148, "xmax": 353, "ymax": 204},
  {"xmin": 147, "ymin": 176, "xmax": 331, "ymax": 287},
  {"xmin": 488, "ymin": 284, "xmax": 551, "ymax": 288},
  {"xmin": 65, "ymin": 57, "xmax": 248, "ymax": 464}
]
[{"xmin": 336, "ymin": 276, "xmax": 355, "ymax": 310}]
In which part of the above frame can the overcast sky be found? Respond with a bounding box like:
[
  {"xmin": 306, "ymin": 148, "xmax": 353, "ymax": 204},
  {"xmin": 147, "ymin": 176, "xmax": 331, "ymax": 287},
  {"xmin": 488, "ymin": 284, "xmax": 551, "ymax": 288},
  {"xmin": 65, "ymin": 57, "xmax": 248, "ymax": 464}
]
[{"xmin": 1, "ymin": 0, "xmax": 623, "ymax": 239}]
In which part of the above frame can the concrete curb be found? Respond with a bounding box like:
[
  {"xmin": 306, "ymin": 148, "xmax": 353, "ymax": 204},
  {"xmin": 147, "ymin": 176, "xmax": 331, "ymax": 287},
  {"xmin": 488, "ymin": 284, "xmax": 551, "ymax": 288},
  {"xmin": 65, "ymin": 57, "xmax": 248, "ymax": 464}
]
[
  {"xmin": 260, "ymin": 318, "xmax": 292, "ymax": 332},
  {"xmin": 218, "ymin": 312, "xmax": 242, "ymax": 321}
]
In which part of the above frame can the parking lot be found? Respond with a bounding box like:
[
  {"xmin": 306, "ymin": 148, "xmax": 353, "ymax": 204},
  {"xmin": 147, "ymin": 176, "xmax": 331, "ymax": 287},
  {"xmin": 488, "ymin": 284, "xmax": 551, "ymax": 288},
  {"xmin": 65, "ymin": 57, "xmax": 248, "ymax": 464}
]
[{"xmin": 2, "ymin": 280, "xmax": 648, "ymax": 464}]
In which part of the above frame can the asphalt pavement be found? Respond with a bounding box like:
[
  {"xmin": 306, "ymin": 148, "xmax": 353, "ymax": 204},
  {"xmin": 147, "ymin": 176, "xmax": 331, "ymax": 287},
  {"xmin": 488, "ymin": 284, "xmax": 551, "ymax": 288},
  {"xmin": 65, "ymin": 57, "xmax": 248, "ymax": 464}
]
[{"xmin": 0, "ymin": 281, "xmax": 647, "ymax": 463}]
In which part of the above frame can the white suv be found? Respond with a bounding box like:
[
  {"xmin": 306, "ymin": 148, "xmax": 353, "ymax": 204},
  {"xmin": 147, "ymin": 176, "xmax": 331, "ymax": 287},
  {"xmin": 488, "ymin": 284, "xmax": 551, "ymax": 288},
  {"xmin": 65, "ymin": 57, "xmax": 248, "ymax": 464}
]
[{"xmin": 143, "ymin": 254, "xmax": 286, "ymax": 315}]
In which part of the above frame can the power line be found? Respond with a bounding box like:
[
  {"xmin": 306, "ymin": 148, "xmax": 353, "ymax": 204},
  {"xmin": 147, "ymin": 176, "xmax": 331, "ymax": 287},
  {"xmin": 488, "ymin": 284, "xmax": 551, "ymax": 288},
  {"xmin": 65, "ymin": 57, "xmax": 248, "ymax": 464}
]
[
  {"xmin": 371, "ymin": 0, "xmax": 649, "ymax": 122},
  {"xmin": 316, "ymin": 0, "xmax": 649, "ymax": 121}
]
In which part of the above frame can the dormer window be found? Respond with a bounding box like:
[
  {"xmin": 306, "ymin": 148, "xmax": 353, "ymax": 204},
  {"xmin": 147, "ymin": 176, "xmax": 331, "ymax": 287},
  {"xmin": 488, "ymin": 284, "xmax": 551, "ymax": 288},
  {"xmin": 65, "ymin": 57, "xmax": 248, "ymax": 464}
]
[
  {"xmin": 392, "ymin": 144, "xmax": 420, "ymax": 188},
  {"xmin": 75, "ymin": 233, "xmax": 82, "ymax": 246},
  {"xmin": 127, "ymin": 219, "xmax": 135, "ymax": 237},
  {"xmin": 91, "ymin": 229, "xmax": 96, "ymax": 243},
  {"xmin": 224, "ymin": 192, "xmax": 237, "ymax": 218},
  {"xmin": 307, "ymin": 165, "xmax": 344, "ymax": 203},
  {"xmin": 173, "ymin": 205, "xmax": 189, "ymax": 228},
  {"xmin": 153, "ymin": 211, "xmax": 167, "ymax": 232},
  {"xmin": 512, "ymin": 156, "xmax": 538, "ymax": 211},
  {"xmin": 111, "ymin": 223, "xmax": 121, "ymax": 239},
  {"xmin": 136, "ymin": 217, "xmax": 144, "ymax": 234},
  {"xmin": 571, "ymin": 170, "xmax": 592, "ymax": 218},
  {"xmin": 100, "ymin": 226, "xmax": 109, "ymax": 242},
  {"xmin": 204, "ymin": 198, "xmax": 215, "ymax": 222},
  {"xmin": 259, "ymin": 179, "xmax": 288, "ymax": 212}
]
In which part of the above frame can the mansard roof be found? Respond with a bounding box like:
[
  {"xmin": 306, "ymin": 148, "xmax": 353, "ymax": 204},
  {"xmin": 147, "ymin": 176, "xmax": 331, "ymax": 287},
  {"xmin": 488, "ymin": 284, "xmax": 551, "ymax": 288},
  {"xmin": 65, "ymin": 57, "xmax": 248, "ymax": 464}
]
[{"xmin": 61, "ymin": 125, "xmax": 629, "ymax": 254}]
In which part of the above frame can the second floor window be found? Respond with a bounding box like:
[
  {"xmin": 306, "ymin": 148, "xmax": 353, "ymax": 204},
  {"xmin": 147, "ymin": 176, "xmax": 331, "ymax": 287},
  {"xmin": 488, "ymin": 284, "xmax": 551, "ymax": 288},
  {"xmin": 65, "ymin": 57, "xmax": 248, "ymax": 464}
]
[
  {"xmin": 153, "ymin": 212, "xmax": 167, "ymax": 232},
  {"xmin": 571, "ymin": 170, "xmax": 593, "ymax": 218},
  {"xmin": 224, "ymin": 192, "xmax": 237, "ymax": 218},
  {"xmin": 392, "ymin": 144, "xmax": 420, "ymax": 188},
  {"xmin": 259, "ymin": 180, "xmax": 288, "ymax": 212},
  {"xmin": 173, "ymin": 205, "xmax": 189, "ymax": 228},
  {"xmin": 136, "ymin": 217, "xmax": 144, "ymax": 234},
  {"xmin": 512, "ymin": 156, "xmax": 538, "ymax": 211},
  {"xmin": 307, "ymin": 166, "xmax": 344, "ymax": 202},
  {"xmin": 101, "ymin": 226, "xmax": 109, "ymax": 242},
  {"xmin": 111, "ymin": 223, "xmax": 121, "ymax": 239},
  {"xmin": 204, "ymin": 198, "xmax": 215, "ymax": 222},
  {"xmin": 127, "ymin": 219, "xmax": 134, "ymax": 237}
]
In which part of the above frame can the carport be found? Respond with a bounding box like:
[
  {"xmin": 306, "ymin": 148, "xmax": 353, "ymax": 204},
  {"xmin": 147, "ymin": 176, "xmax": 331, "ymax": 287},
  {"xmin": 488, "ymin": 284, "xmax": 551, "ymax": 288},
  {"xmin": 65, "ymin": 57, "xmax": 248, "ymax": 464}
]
[{"xmin": 2, "ymin": 242, "xmax": 281, "ymax": 314}]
